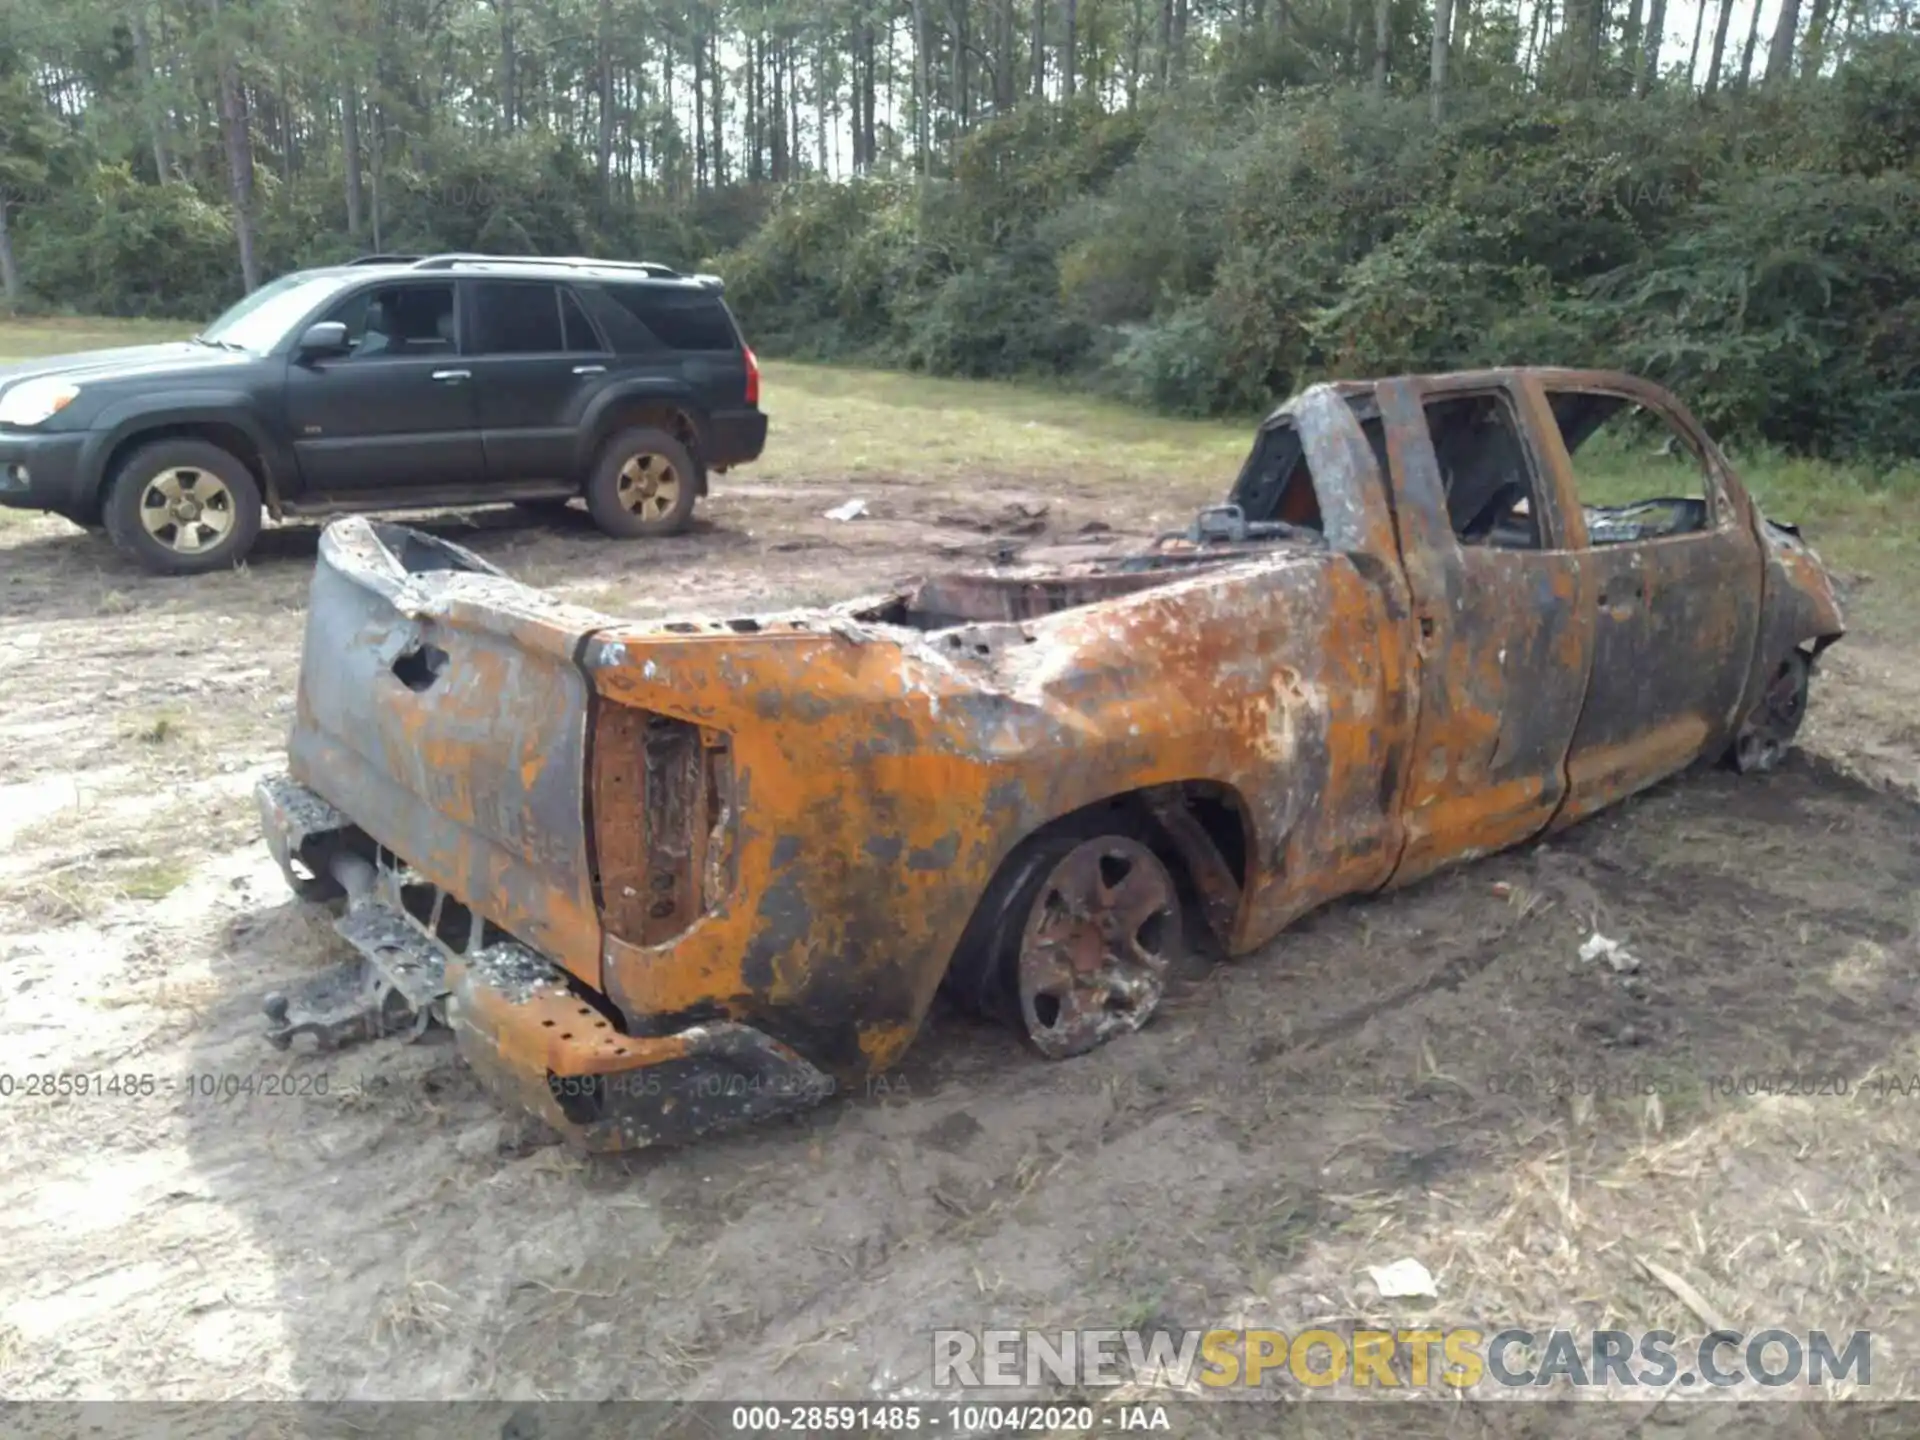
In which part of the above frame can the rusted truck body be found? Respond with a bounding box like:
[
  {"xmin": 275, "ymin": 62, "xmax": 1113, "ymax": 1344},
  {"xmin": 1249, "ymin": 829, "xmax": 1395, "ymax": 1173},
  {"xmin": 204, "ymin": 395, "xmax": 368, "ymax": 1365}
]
[{"xmin": 256, "ymin": 369, "xmax": 1843, "ymax": 1149}]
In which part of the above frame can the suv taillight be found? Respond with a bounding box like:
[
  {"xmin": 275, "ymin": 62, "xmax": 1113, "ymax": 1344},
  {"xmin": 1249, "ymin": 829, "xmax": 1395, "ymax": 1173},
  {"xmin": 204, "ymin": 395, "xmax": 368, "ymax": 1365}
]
[{"xmin": 743, "ymin": 345, "xmax": 761, "ymax": 407}]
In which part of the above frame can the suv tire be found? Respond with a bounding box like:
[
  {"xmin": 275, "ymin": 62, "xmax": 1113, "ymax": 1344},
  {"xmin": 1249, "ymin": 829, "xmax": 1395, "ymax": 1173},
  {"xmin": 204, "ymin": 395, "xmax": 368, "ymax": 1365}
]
[
  {"xmin": 103, "ymin": 439, "xmax": 264, "ymax": 576},
  {"xmin": 584, "ymin": 427, "xmax": 700, "ymax": 539}
]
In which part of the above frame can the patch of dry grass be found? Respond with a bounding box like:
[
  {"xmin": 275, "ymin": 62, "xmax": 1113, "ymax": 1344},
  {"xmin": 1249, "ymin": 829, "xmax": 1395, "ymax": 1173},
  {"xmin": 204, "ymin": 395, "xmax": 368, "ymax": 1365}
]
[
  {"xmin": 758, "ymin": 359, "xmax": 1251, "ymax": 494},
  {"xmin": 0, "ymin": 315, "xmax": 184, "ymax": 360}
]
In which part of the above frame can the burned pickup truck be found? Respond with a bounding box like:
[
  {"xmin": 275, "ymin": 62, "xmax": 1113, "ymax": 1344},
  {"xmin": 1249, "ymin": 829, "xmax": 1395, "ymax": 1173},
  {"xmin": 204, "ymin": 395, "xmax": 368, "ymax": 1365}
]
[{"xmin": 256, "ymin": 369, "xmax": 1843, "ymax": 1149}]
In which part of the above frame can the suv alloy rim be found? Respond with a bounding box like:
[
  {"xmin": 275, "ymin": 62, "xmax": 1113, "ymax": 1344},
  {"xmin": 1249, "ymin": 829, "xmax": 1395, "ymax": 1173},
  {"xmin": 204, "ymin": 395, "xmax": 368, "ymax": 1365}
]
[
  {"xmin": 139, "ymin": 467, "xmax": 237, "ymax": 554},
  {"xmin": 614, "ymin": 452, "xmax": 682, "ymax": 521}
]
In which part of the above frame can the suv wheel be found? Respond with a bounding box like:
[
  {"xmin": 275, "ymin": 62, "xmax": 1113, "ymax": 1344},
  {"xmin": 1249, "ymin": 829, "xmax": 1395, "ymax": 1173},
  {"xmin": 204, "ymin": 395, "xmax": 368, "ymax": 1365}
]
[
  {"xmin": 103, "ymin": 439, "xmax": 264, "ymax": 576},
  {"xmin": 584, "ymin": 427, "xmax": 699, "ymax": 539}
]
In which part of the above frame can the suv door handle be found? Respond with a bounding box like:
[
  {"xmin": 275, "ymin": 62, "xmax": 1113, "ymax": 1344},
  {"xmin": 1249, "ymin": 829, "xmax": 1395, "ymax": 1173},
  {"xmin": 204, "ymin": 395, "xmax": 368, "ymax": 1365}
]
[
  {"xmin": 431, "ymin": 369, "xmax": 470, "ymax": 383},
  {"xmin": 571, "ymin": 364, "xmax": 606, "ymax": 376}
]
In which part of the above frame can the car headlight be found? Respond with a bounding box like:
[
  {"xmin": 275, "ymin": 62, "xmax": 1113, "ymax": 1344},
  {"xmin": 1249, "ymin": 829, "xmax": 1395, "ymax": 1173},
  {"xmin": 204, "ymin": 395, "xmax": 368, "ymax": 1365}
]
[{"xmin": 0, "ymin": 379, "xmax": 80, "ymax": 427}]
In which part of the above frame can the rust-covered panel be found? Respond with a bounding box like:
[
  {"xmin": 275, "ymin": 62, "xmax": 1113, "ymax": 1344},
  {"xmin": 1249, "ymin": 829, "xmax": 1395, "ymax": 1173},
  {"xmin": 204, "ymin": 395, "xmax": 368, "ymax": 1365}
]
[
  {"xmin": 1525, "ymin": 373, "xmax": 1767, "ymax": 827},
  {"xmin": 262, "ymin": 368, "xmax": 1845, "ymax": 1149},
  {"xmin": 285, "ymin": 520, "xmax": 614, "ymax": 988},
  {"xmin": 1373, "ymin": 377, "xmax": 1596, "ymax": 884}
]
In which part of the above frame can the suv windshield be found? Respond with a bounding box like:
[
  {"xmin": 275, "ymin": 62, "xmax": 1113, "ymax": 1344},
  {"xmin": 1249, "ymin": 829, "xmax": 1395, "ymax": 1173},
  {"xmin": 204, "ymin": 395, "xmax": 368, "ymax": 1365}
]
[{"xmin": 199, "ymin": 271, "xmax": 355, "ymax": 352}]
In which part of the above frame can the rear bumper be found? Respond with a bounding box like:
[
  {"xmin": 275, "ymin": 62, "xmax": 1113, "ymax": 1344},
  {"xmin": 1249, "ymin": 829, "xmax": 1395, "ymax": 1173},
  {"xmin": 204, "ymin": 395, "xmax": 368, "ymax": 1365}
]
[
  {"xmin": 704, "ymin": 407, "xmax": 768, "ymax": 471},
  {"xmin": 256, "ymin": 773, "xmax": 834, "ymax": 1151},
  {"xmin": 0, "ymin": 428, "xmax": 92, "ymax": 516}
]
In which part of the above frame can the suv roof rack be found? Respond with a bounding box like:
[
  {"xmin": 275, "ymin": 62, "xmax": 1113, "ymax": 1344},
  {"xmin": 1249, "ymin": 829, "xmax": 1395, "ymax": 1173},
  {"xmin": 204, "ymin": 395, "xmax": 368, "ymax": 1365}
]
[
  {"xmin": 408, "ymin": 253, "xmax": 683, "ymax": 278},
  {"xmin": 346, "ymin": 253, "xmax": 422, "ymax": 266}
]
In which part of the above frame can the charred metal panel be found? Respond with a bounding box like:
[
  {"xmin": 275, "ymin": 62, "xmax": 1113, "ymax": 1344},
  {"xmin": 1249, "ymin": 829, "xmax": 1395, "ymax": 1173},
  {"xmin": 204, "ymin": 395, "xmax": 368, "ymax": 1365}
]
[
  {"xmin": 1373, "ymin": 379, "xmax": 1595, "ymax": 885},
  {"xmin": 1738, "ymin": 518, "xmax": 1846, "ymax": 726},
  {"xmin": 286, "ymin": 518, "xmax": 613, "ymax": 987},
  {"xmin": 581, "ymin": 530, "xmax": 1410, "ymax": 1076},
  {"xmin": 1527, "ymin": 377, "xmax": 1766, "ymax": 826}
]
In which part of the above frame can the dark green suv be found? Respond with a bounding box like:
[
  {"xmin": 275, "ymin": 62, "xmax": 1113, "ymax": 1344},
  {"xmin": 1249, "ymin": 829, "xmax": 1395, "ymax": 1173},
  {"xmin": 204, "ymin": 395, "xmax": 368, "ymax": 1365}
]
[{"xmin": 0, "ymin": 253, "xmax": 767, "ymax": 574}]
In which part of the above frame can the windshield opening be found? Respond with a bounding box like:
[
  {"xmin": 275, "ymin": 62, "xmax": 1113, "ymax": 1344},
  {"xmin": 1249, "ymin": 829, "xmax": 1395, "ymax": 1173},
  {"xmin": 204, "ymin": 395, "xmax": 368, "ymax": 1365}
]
[{"xmin": 199, "ymin": 272, "xmax": 353, "ymax": 352}]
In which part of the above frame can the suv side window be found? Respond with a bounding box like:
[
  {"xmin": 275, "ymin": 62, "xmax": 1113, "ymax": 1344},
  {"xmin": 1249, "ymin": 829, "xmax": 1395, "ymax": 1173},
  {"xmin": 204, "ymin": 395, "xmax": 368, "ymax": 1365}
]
[
  {"xmin": 320, "ymin": 282, "xmax": 456, "ymax": 360},
  {"xmin": 1420, "ymin": 391, "xmax": 1547, "ymax": 550},
  {"xmin": 469, "ymin": 280, "xmax": 566, "ymax": 354},
  {"xmin": 605, "ymin": 284, "xmax": 739, "ymax": 352},
  {"xmin": 559, "ymin": 288, "xmax": 603, "ymax": 353},
  {"xmin": 1544, "ymin": 390, "xmax": 1718, "ymax": 546}
]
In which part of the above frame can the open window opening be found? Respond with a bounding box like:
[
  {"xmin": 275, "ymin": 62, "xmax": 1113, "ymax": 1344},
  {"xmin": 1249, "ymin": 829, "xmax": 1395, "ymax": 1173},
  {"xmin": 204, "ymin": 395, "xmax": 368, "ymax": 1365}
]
[
  {"xmin": 1226, "ymin": 422, "xmax": 1325, "ymax": 533},
  {"xmin": 1546, "ymin": 391, "xmax": 1715, "ymax": 546},
  {"xmin": 1420, "ymin": 392, "xmax": 1546, "ymax": 550}
]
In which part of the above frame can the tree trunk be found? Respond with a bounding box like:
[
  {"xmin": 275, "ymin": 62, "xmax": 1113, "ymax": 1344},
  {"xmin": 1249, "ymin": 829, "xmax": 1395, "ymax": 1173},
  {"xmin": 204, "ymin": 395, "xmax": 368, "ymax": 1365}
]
[
  {"xmin": 745, "ymin": 35, "xmax": 759, "ymax": 183},
  {"xmin": 999, "ymin": 0, "xmax": 1018, "ymax": 107},
  {"xmin": 694, "ymin": 32, "xmax": 708, "ymax": 189},
  {"xmin": 1736, "ymin": 0, "xmax": 1765, "ymax": 86},
  {"xmin": 209, "ymin": 0, "xmax": 259, "ymax": 293},
  {"xmin": 1637, "ymin": 0, "xmax": 1666, "ymax": 93},
  {"xmin": 1764, "ymin": 0, "xmax": 1802, "ymax": 84},
  {"xmin": 1128, "ymin": 0, "xmax": 1144, "ymax": 101},
  {"xmin": 1802, "ymin": 0, "xmax": 1834, "ymax": 76},
  {"xmin": 342, "ymin": 86, "xmax": 364, "ymax": 236},
  {"xmin": 277, "ymin": 64, "xmax": 294, "ymax": 179},
  {"xmin": 1704, "ymin": 0, "xmax": 1735, "ymax": 92},
  {"xmin": 1172, "ymin": 0, "xmax": 1188, "ymax": 79},
  {"xmin": 1032, "ymin": 0, "xmax": 1046, "ymax": 96},
  {"xmin": 814, "ymin": 39, "xmax": 830, "ymax": 174},
  {"xmin": 0, "ymin": 202, "xmax": 19, "ymax": 307},
  {"xmin": 861, "ymin": 24, "xmax": 877, "ymax": 170},
  {"xmin": 499, "ymin": 0, "xmax": 516, "ymax": 133},
  {"xmin": 1621, "ymin": 0, "xmax": 1644, "ymax": 91},
  {"xmin": 1064, "ymin": 0, "xmax": 1077, "ymax": 97},
  {"xmin": 129, "ymin": 5, "xmax": 172, "ymax": 182},
  {"xmin": 1429, "ymin": 0, "xmax": 1452, "ymax": 122},
  {"xmin": 1686, "ymin": 0, "xmax": 1708, "ymax": 85},
  {"xmin": 788, "ymin": 41, "xmax": 801, "ymax": 176},
  {"xmin": 711, "ymin": 30, "xmax": 726, "ymax": 184},
  {"xmin": 912, "ymin": 0, "xmax": 930, "ymax": 168},
  {"xmin": 596, "ymin": 0, "xmax": 613, "ymax": 205},
  {"xmin": 1158, "ymin": 0, "xmax": 1173, "ymax": 83},
  {"xmin": 1372, "ymin": 0, "xmax": 1391, "ymax": 92}
]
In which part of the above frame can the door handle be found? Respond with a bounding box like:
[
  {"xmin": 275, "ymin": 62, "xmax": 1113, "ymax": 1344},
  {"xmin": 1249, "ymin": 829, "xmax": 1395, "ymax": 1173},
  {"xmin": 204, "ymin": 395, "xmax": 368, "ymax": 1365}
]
[
  {"xmin": 431, "ymin": 369, "xmax": 471, "ymax": 383},
  {"xmin": 571, "ymin": 364, "xmax": 606, "ymax": 376}
]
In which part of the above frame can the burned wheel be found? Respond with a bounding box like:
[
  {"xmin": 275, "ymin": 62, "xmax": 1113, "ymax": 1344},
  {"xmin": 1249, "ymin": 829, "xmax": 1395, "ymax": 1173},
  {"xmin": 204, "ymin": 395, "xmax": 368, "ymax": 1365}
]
[
  {"xmin": 1730, "ymin": 651, "xmax": 1811, "ymax": 775},
  {"xmin": 1015, "ymin": 835, "xmax": 1182, "ymax": 1059}
]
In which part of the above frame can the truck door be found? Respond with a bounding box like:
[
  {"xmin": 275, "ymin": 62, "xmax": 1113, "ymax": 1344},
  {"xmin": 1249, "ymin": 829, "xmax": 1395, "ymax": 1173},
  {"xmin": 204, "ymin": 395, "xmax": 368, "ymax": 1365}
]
[
  {"xmin": 1532, "ymin": 379, "xmax": 1765, "ymax": 827},
  {"xmin": 1374, "ymin": 377, "xmax": 1598, "ymax": 887}
]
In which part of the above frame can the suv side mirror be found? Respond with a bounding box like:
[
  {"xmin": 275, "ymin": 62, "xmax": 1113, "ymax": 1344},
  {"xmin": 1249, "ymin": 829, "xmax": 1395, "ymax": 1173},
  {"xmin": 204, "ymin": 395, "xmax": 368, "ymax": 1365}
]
[{"xmin": 296, "ymin": 321, "xmax": 350, "ymax": 357}]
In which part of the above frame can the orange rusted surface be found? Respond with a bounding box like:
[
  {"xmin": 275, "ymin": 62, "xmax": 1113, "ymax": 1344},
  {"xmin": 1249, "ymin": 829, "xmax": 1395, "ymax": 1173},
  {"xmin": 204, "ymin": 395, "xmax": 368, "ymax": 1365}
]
[{"xmin": 266, "ymin": 369, "xmax": 1846, "ymax": 1148}]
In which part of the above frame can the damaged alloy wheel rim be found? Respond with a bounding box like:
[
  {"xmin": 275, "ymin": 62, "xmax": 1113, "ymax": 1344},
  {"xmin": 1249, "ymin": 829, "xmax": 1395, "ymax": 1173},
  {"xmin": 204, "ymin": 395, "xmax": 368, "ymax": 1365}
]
[
  {"xmin": 1017, "ymin": 835, "xmax": 1179, "ymax": 1059},
  {"xmin": 615, "ymin": 453, "xmax": 682, "ymax": 519},
  {"xmin": 139, "ymin": 467, "xmax": 236, "ymax": 553}
]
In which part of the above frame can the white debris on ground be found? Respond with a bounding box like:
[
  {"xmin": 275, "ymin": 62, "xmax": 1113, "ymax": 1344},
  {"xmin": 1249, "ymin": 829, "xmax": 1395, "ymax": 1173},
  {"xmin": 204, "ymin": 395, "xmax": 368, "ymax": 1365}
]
[
  {"xmin": 1578, "ymin": 931, "xmax": 1641, "ymax": 973},
  {"xmin": 1366, "ymin": 1257, "xmax": 1439, "ymax": 1299},
  {"xmin": 824, "ymin": 499, "xmax": 869, "ymax": 521}
]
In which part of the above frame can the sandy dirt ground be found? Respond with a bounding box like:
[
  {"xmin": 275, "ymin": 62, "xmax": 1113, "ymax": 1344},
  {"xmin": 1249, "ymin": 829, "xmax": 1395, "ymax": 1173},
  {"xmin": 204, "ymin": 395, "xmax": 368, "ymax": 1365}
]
[{"xmin": 2, "ymin": 446, "xmax": 1918, "ymax": 1434}]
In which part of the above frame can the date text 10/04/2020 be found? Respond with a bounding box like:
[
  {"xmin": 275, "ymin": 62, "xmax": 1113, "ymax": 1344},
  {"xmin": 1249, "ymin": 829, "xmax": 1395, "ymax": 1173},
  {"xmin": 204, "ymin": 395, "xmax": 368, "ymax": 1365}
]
[
  {"xmin": 725, "ymin": 1405, "xmax": 1171, "ymax": 1433},
  {"xmin": 0, "ymin": 1071, "xmax": 331, "ymax": 1101}
]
